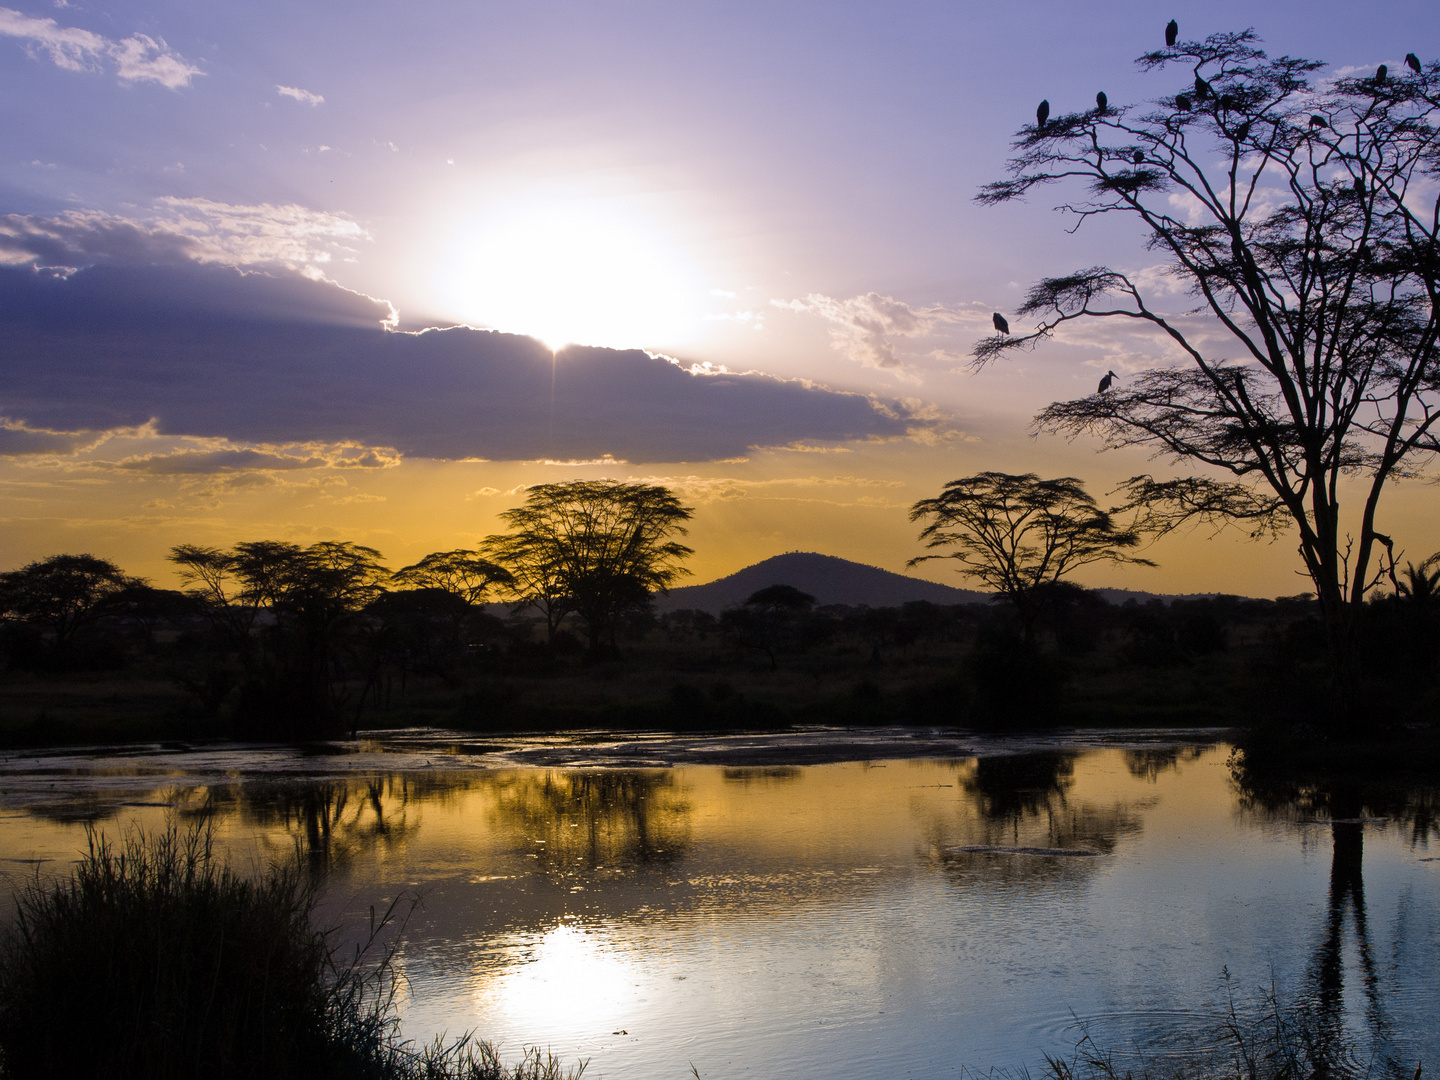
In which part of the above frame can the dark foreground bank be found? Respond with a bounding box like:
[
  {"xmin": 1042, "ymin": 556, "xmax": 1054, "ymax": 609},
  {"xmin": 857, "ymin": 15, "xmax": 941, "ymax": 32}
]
[{"xmin": 0, "ymin": 824, "xmax": 584, "ymax": 1080}]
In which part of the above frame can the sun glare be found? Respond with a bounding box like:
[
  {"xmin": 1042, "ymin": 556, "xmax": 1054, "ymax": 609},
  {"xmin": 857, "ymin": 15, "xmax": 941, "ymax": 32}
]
[
  {"xmin": 485, "ymin": 922, "xmax": 642, "ymax": 1032},
  {"xmin": 434, "ymin": 199, "xmax": 704, "ymax": 351}
]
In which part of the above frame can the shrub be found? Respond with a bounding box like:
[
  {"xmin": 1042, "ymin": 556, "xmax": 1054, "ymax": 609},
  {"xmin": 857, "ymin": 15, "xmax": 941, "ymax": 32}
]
[{"xmin": 0, "ymin": 824, "xmax": 583, "ymax": 1080}]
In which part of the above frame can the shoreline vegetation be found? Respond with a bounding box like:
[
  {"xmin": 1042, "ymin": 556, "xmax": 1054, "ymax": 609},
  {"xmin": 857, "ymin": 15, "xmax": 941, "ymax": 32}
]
[
  {"xmin": 2, "ymin": 575, "xmax": 1436, "ymax": 751},
  {"xmin": 0, "ymin": 823, "xmax": 587, "ymax": 1080}
]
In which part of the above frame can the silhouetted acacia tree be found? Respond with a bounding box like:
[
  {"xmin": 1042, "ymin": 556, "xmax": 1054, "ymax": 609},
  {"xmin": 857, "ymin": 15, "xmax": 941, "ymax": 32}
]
[
  {"xmin": 722, "ymin": 584, "xmax": 818, "ymax": 669},
  {"xmin": 390, "ymin": 550, "xmax": 513, "ymax": 605},
  {"xmin": 484, "ymin": 480, "xmax": 694, "ymax": 652},
  {"xmin": 909, "ymin": 472, "xmax": 1152, "ymax": 637},
  {"xmin": 0, "ymin": 553, "xmax": 142, "ymax": 660},
  {"xmin": 974, "ymin": 31, "xmax": 1440, "ymax": 692},
  {"xmin": 170, "ymin": 540, "xmax": 389, "ymax": 735}
]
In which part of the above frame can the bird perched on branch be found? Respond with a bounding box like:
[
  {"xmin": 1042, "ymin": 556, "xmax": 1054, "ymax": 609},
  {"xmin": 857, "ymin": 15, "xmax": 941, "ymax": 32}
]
[
  {"xmin": 992, "ymin": 313, "xmax": 1010, "ymax": 335},
  {"xmin": 1353, "ymin": 176, "xmax": 1365, "ymax": 196},
  {"xmin": 1194, "ymin": 75, "xmax": 1211, "ymax": 100},
  {"xmin": 1176, "ymin": 93, "xmax": 1192, "ymax": 112},
  {"xmin": 1132, "ymin": 150, "xmax": 1145, "ymax": 164},
  {"xmin": 1165, "ymin": 19, "xmax": 1177, "ymax": 47},
  {"xmin": 1097, "ymin": 370, "xmax": 1117, "ymax": 394},
  {"xmin": 1375, "ymin": 64, "xmax": 1388, "ymax": 85},
  {"xmin": 1036, "ymin": 99, "xmax": 1050, "ymax": 130},
  {"xmin": 1096, "ymin": 91, "xmax": 1107, "ymax": 113},
  {"xmin": 1406, "ymin": 53, "xmax": 1421, "ymax": 74},
  {"xmin": 1310, "ymin": 114, "xmax": 1327, "ymax": 128}
]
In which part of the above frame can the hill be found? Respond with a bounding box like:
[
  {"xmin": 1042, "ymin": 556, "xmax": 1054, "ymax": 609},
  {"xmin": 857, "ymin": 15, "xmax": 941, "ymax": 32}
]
[{"xmin": 654, "ymin": 552, "xmax": 991, "ymax": 614}]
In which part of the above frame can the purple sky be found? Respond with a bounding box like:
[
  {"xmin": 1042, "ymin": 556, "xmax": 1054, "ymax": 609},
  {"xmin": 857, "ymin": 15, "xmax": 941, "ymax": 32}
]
[{"xmin": 0, "ymin": 0, "xmax": 1436, "ymax": 591}]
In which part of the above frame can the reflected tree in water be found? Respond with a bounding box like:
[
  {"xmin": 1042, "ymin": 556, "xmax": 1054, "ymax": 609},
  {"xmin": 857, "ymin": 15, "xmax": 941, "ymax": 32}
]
[
  {"xmin": 224, "ymin": 774, "xmax": 477, "ymax": 875},
  {"xmin": 1123, "ymin": 745, "xmax": 1207, "ymax": 783},
  {"xmin": 926, "ymin": 753, "xmax": 1145, "ymax": 887},
  {"xmin": 1232, "ymin": 757, "xmax": 1440, "ymax": 1070},
  {"xmin": 489, "ymin": 770, "xmax": 692, "ymax": 875}
]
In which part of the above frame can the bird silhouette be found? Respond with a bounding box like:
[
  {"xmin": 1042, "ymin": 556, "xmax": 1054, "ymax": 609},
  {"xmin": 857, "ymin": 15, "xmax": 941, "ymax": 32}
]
[
  {"xmin": 1406, "ymin": 53, "xmax": 1421, "ymax": 74},
  {"xmin": 1194, "ymin": 76, "xmax": 1211, "ymax": 100},
  {"xmin": 1096, "ymin": 91, "xmax": 1108, "ymax": 112},
  {"xmin": 1310, "ymin": 114, "xmax": 1327, "ymax": 128},
  {"xmin": 1353, "ymin": 176, "xmax": 1364, "ymax": 196},
  {"xmin": 1132, "ymin": 150, "xmax": 1145, "ymax": 164},
  {"xmin": 1098, "ymin": 369, "xmax": 1117, "ymax": 393},
  {"xmin": 1176, "ymin": 93, "xmax": 1192, "ymax": 112},
  {"xmin": 1375, "ymin": 64, "xmax": 1388, "ymax": 84},
  {"xmin": 1165, "ymin": 19, "xmax": 1178, "ymax": 47},
  {"xmin": 1235, "ymin": 121, "xmax": 1250, "ymax": 140},
  {"xmin": 1036, "ymin": 99, "xmax": 1050, "ymax": 129},
  {"xmin": 992, "ymin": 312, "xmax": 1010, "ymax": 335},
  {"xmin": 1218, "ymin": 93, "xmax": 1234, "ymax": 111}
]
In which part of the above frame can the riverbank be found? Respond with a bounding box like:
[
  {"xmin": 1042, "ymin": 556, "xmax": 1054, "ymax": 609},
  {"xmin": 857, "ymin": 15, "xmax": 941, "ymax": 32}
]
[{"xmin": 14, "ymin": 588, "xmax": 1429, "ymax": 748}]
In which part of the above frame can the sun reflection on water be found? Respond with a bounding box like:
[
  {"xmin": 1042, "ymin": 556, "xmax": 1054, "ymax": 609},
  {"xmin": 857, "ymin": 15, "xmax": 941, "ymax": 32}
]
[{"xmin": 484, "ymin": 921, "xmax": 642, "ymax": 1035}]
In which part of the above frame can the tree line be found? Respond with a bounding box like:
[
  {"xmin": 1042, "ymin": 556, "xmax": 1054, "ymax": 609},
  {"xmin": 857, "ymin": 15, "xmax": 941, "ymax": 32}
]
[{"xmin": 0, "ymin": 480, "xmax": 692, "ymax": 738}]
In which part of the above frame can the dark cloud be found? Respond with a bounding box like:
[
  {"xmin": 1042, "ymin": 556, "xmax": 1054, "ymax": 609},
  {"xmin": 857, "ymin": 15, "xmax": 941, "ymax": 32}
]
[{"xmin": 0, "ymin": 263, "xmax": 921, "ymax": 463}]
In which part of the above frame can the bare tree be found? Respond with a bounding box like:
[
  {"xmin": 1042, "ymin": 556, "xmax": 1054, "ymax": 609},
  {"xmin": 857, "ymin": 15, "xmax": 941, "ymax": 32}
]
[
  {"xmin": 909, "ymin": 472, "xmax": 1152, "ymax": 636},
  {"xmin": 484, "ymin": 480, "xmax": 694, "ymax": 651},
  {"xmin": 974, "ymin": 31, "xmax": 1440, "ymax": 689}
]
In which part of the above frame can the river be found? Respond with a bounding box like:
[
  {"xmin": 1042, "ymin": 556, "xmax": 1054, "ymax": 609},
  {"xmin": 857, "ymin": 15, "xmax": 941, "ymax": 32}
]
[{"xmin": 0, "ymin": 727, "xmax": 1435, "ymax": 1078}]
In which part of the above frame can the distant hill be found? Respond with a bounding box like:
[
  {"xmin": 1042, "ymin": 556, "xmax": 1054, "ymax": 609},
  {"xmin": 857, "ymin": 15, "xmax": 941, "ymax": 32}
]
[{"xmin": 654, "ymin": 552, "xmax": 991, "ymax": 614}]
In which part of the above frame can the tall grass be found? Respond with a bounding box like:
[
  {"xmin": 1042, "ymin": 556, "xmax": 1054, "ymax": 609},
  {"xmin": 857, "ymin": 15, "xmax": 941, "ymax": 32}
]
[
  {"xmin": 1034, "ymin": 976, "xmax": 1420, "ymax": 1080},
  {"xmin": 0, "ymin": 824, "xmax": 583, "ymax": 1080}
]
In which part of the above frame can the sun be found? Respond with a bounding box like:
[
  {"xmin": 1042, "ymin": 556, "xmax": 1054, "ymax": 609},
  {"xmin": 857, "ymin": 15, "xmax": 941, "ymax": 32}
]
[{"xmin": 432, "ymin": 197, "xmax": 704, "ymax": 351}]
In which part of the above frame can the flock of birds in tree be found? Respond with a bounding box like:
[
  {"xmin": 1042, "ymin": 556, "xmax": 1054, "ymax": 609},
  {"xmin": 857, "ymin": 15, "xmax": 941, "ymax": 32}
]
[
  {"xmin": 1001, "ymin": 22, "xmax": 1426, "ymax": 397},
  {"xmin": 1033, "ymin": 21, "xmax": 1422, "ymax": 134}
]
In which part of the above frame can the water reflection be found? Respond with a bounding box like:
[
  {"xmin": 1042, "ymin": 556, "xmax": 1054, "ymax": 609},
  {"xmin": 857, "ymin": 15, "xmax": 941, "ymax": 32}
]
[
  {"xmin": 920, "ymin": 753, "xmax": 1146, "ymax": 892},
  {"xmin": 1230, "ymin": 760, "xmax": 1440, "ymax": 1074},
  {"xmin": 1124, "ymin": 745, "xmax": 1206, "ymax": 783},
  {"xmin": 488, "ymin": 770, "xmax": 691, "ymax": 871},
  {"xmin": 0, "ymin": 740, "xmax": 1434, "ymax": 1080}
]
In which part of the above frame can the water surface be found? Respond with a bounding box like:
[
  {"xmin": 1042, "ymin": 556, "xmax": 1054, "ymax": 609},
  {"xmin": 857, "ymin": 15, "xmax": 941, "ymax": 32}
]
[{"xmin": 0, "ymin": 729, "xmax": 1434, "ymax": 1078}]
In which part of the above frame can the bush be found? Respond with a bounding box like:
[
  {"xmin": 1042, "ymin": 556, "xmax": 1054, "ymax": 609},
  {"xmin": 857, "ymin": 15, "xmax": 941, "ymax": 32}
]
[
  {"xmin": 0, "ymin": 824, "xmax": 583, "ymax": 1080},
  {"xmin": 966, "ymin": 629, "xmax": 1065, "ymax": 729}
]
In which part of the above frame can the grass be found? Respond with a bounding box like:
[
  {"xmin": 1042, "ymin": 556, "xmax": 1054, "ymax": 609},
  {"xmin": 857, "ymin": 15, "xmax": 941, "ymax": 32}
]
[
  {"xmin": 0, "ymin": 823, "xmax": 584, "ymax": 1080},
  {"xmin": 1025, "ymin": 975, "xmax": 1421, "ymax": 1080}
]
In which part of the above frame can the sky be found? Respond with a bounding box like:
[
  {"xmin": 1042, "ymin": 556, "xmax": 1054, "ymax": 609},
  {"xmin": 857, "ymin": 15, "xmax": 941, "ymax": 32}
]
[{"xmin": 0, "ymin": 0, "xmax": 1436, "ymax": 596}]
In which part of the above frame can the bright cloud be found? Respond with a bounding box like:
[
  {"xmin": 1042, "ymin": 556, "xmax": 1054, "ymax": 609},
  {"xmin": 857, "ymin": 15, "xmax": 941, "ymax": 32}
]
[
  {"xmin": 0, "ymin": 7, "xmax": 201, "ymax": 88},
  {"xmin": 276, "ymin": 84, "xmax": 324, "ymax": 106},
  {"xmin": 0, "ymin": 199, "xmax": 371, "ymax": 275},
  {"xmin": 775, "ymin": 292, "xmax": 966, "ymax": 370}
]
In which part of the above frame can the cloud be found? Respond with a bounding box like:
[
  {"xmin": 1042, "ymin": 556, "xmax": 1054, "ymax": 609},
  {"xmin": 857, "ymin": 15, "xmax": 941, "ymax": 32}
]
[
  {"xmin": 0, "ymin": 417, "xmax": 110, "ymax": 456},
  {"xmin": 0, "ymin": 7, "xmax": 201, "ymax": 87},
  {"xmin": 116, "ymin": 443, "xmax": 400, "ymax": 474},
  {"xmin": 0, "ymin": 261, "xmax": 933, "ymax": 464},
  {"xmin": 638, "ymin": 473, "xmax": 910, "ymax": 509},
  {"xmin": 775, "ymin": 292, "xmax": 970, "ymax": 370},
  {"xmin": 0, "ymin": 201, "xmax": 371, "ymax": 277},
  {"xmin": 277, "ymin": 84, "xmax": 323, "ymax": 106}
]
